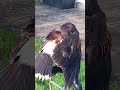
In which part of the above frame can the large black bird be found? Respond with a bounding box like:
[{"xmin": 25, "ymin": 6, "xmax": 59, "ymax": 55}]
[
  {"xmin": 35, "ymin": 23, "xmax": 82, "ymax": 90},
  {"xmin": 86, "ymin": 0, "xmax": 112, "ymax": 90},
  {"xmin": 0, "ymin": 19, "xmax": 35, "ymax": 90}
]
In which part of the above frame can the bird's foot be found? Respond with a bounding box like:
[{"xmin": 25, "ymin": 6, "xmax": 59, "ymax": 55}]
[{"xmin": 62, "ymin": 86, "xmax": 69, "ymax": 90}]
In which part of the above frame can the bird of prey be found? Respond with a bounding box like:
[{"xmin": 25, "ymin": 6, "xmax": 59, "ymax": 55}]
[
  {"xmin": 35, "ymin": 23, "xmax": 82, "ymax": 90},
  {"xmin": 86, "ymin": 0, "xmax": 112, "ymax": 90},
  {"xmin": 0, "ymin": 19, "xmax": 35, "ymax": 90}
]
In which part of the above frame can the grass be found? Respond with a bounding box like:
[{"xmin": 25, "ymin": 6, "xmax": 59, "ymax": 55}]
[
  {"xmin": 35, "ymin": 37, "xmax": 43, "ymax": 54},
  {"xmin": 109, "ymin": 81, "xmax": 120, "ymax": 90},
  {"xmin": 35, "ymin": 38, "xmax": 85, "ymax": 90},
  {"xmin": 35, "ymin": 0, "xmax": 43, "ymax": 5},
  {"xmin": 0, "ymin": 28, "xmax": 16, "ymax": 70},
  {"xmin": 35, "ymin": 61, "xmax": 85, "ymax": 90}
]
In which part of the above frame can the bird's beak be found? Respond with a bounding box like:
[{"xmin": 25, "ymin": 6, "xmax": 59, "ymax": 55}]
[{"xmin": 60, "ymin": 39, "xmax": 63, "ymax": 43}]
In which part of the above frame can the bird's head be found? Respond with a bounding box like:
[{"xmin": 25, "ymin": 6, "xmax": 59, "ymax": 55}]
[
  {"xmin": 54, "ymin": 22, "xmax": 79, "ymax": 38},
  {"xmin": 42, "ymin": 30, "xmax": 63, "ymax": 56},
  {"xmin": 45, "ymin": 30, "xmax": 63, "ymax": 45}
]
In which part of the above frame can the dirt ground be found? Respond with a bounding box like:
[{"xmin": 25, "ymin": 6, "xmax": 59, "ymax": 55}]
[
  {"xmin": 0, "ymin": 0, "xmax": 34, "ymax": 33},
  {"xmin": 35, "ymin": 5, "xmax": 85, "ymax": 59}
]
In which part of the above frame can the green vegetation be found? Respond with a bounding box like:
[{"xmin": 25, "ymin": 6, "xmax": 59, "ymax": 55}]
[
  {"xmin": 35, "ymin": 61, "xmax": 85, "ymax": 90},
  {"xmin": 35, "ymin": 37, "xmax": 43, "ymax": 54},
  {"xmin": 35, "ymin": 0, "xmax": 43, "ymax": 5},
  {"xmin": 109, "ymin": 81, "xmax": 120, "ymax": 90},
  {"xmin": 0, "ymin": 29, "xmax": 16, "ymax": 70}
]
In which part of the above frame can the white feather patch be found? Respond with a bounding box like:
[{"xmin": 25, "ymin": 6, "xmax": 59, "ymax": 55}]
[
  {"xmin": 42, "ymin": 40, "xmax": 57, "ymax": 56},
  {"xmin": 35, "ymin": 73, "xmax": 50, "ymax": 81}
]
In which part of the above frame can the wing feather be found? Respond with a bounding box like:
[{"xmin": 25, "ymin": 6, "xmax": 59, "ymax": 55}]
[
  {"xmin": 52, "ymin": 38, "xmax": 81, "ymax": 88},
  {"xmin": 35, "ymin": 52, "xmax": 53, "ymax": 80}
]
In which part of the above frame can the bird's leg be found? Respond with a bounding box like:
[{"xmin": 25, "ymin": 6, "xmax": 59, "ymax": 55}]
[
  {"xmin": 62, "ymin": 86, "xmax": 67, "ymax": 90},
  {"xmin": 62, "ymin": 87, "xmax": 66, "ymax": 90},
  {"xmin": 65, "ymin": 86, "xmax": 69, "ymax": 90},
  {"xmin": 72, "ymin": 63, "xmax": 82, "ymax": 90},
  {"xmin": 49, "ymin": 78, "xmax": 52, "ymax": 90},
  {"xmin": 62, "ymin": 84, "xmax": 69, "ymax": 90},
  {"xmin": 73, "ymin": 77, "xmax": 82, "ymax": 90}
]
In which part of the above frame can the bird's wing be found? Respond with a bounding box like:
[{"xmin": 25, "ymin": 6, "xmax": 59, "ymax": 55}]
[
  {"xmin": 52, "ymin": 35, "xmax": 81, "ymax": 88},
  {"xmin": 0, "ymin": 37, "xmax": 35, "ymax": 90},
  {"xmin": 0, "ymin": 60, "xmax": 34, "ymax": 90},
  {"xmin": 35, "ymin": 41, "xmax": 55, "ymax": 80}
]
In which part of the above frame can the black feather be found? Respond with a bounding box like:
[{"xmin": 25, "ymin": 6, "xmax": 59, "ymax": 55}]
[
  {"xmin": 0, "ymin": 61, "xmax": 34, "ymax": 90},
  {"xmin": 35, "ymin": 52, "xmax": 53, "ymax": 79}
]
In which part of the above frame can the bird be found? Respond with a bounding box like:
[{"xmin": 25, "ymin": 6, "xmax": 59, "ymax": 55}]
[
  {"xmin": 35, "ymin": 22, "xmax": 82, "ymax": 90},
  {"xmin": 0, "ymin": 18, "xmax": 35, "ymax": 90},
  {"xmin": 86, "ymin": 0, "xmax": 112, "ymax": 90}
]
